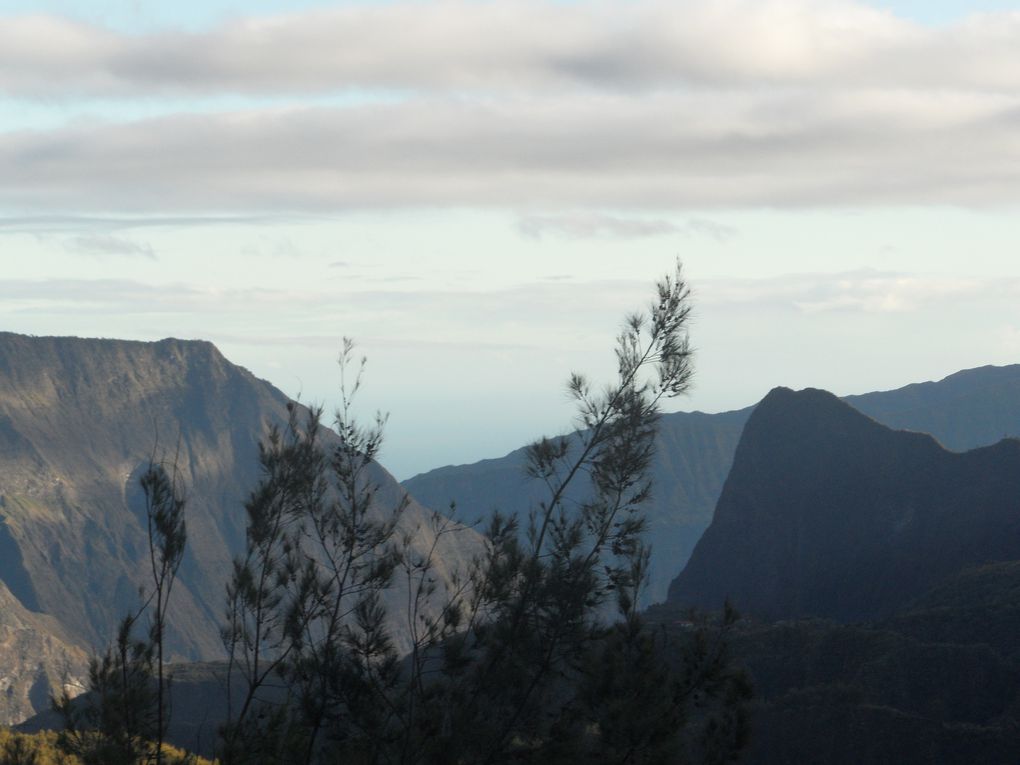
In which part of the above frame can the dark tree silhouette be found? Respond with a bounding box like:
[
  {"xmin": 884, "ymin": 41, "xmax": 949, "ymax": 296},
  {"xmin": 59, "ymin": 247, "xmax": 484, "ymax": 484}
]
[
  {"xmin": 54, "ymin": 462, "xmax": 187, "ymax": 765},
  {"xmin": 219, "ymin": 261, "xmax": 750, "ymax": 764}
]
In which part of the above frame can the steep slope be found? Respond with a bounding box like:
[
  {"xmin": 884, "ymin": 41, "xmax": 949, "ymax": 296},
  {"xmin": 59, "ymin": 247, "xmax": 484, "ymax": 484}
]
[
  {"xmin": 403, "ymin": 409, "xmax": 749, "ymax": 606},
  {"xmin": 406, "ymin": 363, "xmax": 1020, "ymax": 606},
  {"xmin": 0, "ymin": 333, "xmax": 478, "ymax": 725},
  {"xmin": 667, "ymin": 387, "xmax": 1020, "ymax": 621},
  {"xmin": 0, "ymin": 579, "xmax": 88, "ymax": 728},
  {"xmin": 847, "ymin": 364, "xmax": 1020, "ymax": 450}
]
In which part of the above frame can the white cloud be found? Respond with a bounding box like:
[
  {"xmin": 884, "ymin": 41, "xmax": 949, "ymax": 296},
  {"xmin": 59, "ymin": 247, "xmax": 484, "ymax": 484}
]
[
  {"xmin": 517, "ymin": 213, "xmax": 683, "ymax": 240},
  {"xmin": 516, "ymin": 212, "xmax": 738, "ymax": 241},
  {"xmin": 3, "ymin": 2, "xmax": 1020, "ymax": 97},
  {"xmin": 3, "ymin": 2, "xmax": 1020, "ymax": 213},
  {"xmin": 701, "ymin": 270, "xmax": 996, "ymax": 314},
  {"xmin": 66, "ymin": 233, "xmax": 155, "ymax": 259},
  {"xmin": 0, "ymin": 214, "xmax": 287, "ymax": 233},
  {"xmin": 2, "ymin": 89, "xmax": 1020, "ymax": 212},
  {"xmin": 999, "ymin": 324, "xmax": 1020, "ymax": 353}
]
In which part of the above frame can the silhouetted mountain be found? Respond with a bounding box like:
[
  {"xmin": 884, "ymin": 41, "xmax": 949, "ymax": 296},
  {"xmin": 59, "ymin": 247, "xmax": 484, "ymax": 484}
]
[
  {"xmin": 0, "ymin": 333, "xmax": 478, "ymax": 725},
  {"xmin": 668, "ymin": 386, "xmax": 1020, "ymax": 620},
  {"xmin": 847, "ymin": 363, "xmax": 1020, "ymax": 449},
  {"xmin": 404, "ymin": 409, "xmax": 748, "ymax": 607},
  {"xmin": 404, "ymin": 364, "xmax": 1020, "ymax": 605},
  {"xmin": 656, "ymin": 382, "xmax": 1020, "ymax": 763}
]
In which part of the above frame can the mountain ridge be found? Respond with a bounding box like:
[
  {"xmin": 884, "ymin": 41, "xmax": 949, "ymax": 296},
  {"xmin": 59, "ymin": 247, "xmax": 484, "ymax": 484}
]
[
  {"xmin": 404, "ymin": 363, "xmax": 1020, "ymax": 605},
  {"xmin": 0, "ymin": 332, "xmax": 479, "ymax": 725},
  {"xmin": 667, "ymin": 385, "xmax": 1020, "ymax": 621}
]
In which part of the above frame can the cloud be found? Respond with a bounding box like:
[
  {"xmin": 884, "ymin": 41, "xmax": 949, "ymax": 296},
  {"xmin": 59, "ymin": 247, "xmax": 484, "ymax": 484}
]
[
  {"xmin": 687, "ymin": 218, "xmax": 738, "ymax": 243},
  {"xmin": 700, "ymin": 270, "xmax": 1001, "ymax": 314},
  {"xmin": 4, "ymin": 2, "xmax": 1020, "ymax": 98},
  {"xmin": 3, "ymin": 2, "xmax": 1020, "ymax": 212},
  {"xmin": 3, "ymin": 88, "xmax": 1020, "ymax": 212},
  {"xmin": 0, "ymin": 276, "xmax": 648, "ymax": 342},
  {"xmin": 66, "ymin": 233, "xmax": 155, "ymax": 259},
  {"xmin": 517, "ymin": 213, "xmax": 738, "ymax": 241},
  {"xmin": 517, "ymin": 213, "xmax": 684, "ymax": 240},
  {"xmin": 239, "ymin": 236, "xmax": 302, "ymax": 259},
  {"xmin": 0, "ymin": 214, "xmax": 289, "ymax": 234}
]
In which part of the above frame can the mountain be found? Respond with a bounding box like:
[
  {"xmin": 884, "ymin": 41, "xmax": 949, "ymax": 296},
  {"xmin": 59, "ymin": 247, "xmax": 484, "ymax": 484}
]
[
  {"xmin": 667, "ymin": 386, "xmax": 1020, "ymax": 621},
  {"xmin": 0, "ymin": 579, "xmax": 86, "ymax": 728},
  {"xmin": 0, "ymin": 333, "xmax": 478, "ymax": 725},
  {"xmin": 657, "ymin": 383, "xmax": 1020, "ymax": 763},
  {"xmin": 847, "ymin": 363, "xmax": 1020, "ymax": 449},
  {"xmin": 404, "ymin": 363, "xmax": 1020, "ymax": 605},
  {"xmin": 403, "ymin": 408, "xmax": 749, "ymax": 607}
]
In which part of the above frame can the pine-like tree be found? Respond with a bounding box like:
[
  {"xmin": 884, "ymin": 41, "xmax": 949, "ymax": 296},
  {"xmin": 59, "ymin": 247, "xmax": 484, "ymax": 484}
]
[
  {"xmin": 219, "ymin": 261, "xmax": 750, "ymax": 764},
  {"xmin": 54, "ymin": 462, "xmax": 187, "ymax": 765}
]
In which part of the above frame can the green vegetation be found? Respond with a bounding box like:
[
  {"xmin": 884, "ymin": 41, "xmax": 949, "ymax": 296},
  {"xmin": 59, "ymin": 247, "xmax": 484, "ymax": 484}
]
[
  {"xmin": 47, "ymin": 263, "xmax": 749, "ymax": 764},
  {"xmin": 52, "ymin": 464, "xmax": 187, "ymax": 765},
  {"xmin": 216, "ymin": 262, "xmax": 748, "ymax": 764},
  {"xmin": 0, "ymin": 729, "xmax": 212, "ymax": 765}
]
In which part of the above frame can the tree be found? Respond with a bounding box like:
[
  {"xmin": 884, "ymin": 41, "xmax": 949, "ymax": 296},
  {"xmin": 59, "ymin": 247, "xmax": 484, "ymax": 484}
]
[
  {"xmin": 220, "ymin": 260, "xmax": 750, "ymax": 764},
  {"xmin": 219, "ymin": 342, "xmax": 408, "ymax": 764},
  {"xmin": 0, "ymin": 732, "xmax": 40, "ymax": 765},
  {"xmin": 54, "ymin": 612, "xmax": 157, "ymax": 765},
  {"xmin": 54, "ymin": 461, "xmax": 187, "ymax": 765},
  {"xmin": 141, "ymin": 462, "xmax": 188, "ymax": 765}
]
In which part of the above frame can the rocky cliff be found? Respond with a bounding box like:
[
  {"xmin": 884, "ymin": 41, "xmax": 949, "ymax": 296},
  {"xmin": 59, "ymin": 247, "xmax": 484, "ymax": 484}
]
[
  {"xmin": 0, "ymin": 333, "xmax": 478, "ymax": 724},
  {"xmin": 405, "ymin": 363, "xmax": 1020, "ymax": 606},
  {"xmin": 667, "ymin": 386, "xmax": 1020, "ymax": 621}
]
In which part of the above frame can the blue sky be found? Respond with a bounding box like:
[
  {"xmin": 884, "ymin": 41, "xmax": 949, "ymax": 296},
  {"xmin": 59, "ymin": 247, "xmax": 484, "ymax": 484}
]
[
  {"xmin": 2, "ymin": 0, "xmax": 1019, "ymax": 29},
  {"xmin": 3, "ymin": 0, "xmax": 1020, "ymax": 478},
  {"xmin": 0, "ymin": 0, "xmax": 1012, "ymax": 46}
]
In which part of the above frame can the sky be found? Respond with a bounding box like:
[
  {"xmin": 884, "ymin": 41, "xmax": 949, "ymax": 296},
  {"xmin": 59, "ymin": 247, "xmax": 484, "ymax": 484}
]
[{"xmin": 3, "ymin": 0, "xmax": 1020, "ymax": 479}]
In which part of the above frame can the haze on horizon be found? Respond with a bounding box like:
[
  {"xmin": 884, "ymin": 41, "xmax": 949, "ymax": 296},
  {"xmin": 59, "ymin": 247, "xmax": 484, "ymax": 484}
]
[{"xmin": 3, "ymin": 0, "xmax": 1020, "ymax": 479}]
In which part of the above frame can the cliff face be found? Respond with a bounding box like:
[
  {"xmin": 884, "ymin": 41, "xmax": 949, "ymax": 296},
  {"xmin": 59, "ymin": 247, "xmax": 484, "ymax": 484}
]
[
  {"xmin": 0, "ymin": 579, "xmax": 87, "ymax": 728},
  {"xmin": 0, "ymin": 334, "xmax": 279, "ymax": 661},
  {"xmin": 405, "ymin": 363, "xmax": 1020, "ymax": 607},
  {"xmin": 0, "ymin": 333, "xmax": 479, "ymax": 724},
  {"xmin": 847, "ymin": 364, "xmax": 1020, "ymax": 451},
  {"xmin": 403, "ymin": 409, "xmax": 750, "ymax": 606},
  {"xmin": 667, "ymin": 387, "xmax": 1020, "ymax": 621}
]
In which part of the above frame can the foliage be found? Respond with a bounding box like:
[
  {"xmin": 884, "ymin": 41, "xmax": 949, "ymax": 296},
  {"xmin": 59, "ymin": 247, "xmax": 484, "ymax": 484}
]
[
  {"xmin": 0, "ymin": 727, "xmax": 211, "ymax": 765},
  {"xmin": 54, "ymin": 613, "xmax": 157, "ymax": 765},
  {"xmin": 218, "ymin": 261, "xmax": 750, "ymax": 764},
  {"xmin": 141, "ymin": 461, "xmax": 188, "ymax": 765},
  {"xmin": 53, "ymin": 462, "xmax": 187, "ymax": 765},
  {"xmin": 219, "ymin": 339, "xmax": 409, "ymax": 764}
]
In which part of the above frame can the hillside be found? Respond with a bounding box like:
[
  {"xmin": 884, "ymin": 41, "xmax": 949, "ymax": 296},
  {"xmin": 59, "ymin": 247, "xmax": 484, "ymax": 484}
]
[
  {"xmin": 657, "ymin": 383, "xmax": 1020, "ymax": 762},
  {"xmin": 0, "ymin": 333, "xmax": 479, "ymax": 725},
  {"xmin": 847, "ymin": 363, "xmax": 1020, "ymax": 449},
  {"xmin": 403, "ymin": 408, "xmax": 749, "ymax": 606},
  {"xmin": 404, "ymin": 363, "xmax": 1020, "ymax": 605},
  {"xmin": 668, "ymin": 386, "xmax": 1020, "ymax": 620}
]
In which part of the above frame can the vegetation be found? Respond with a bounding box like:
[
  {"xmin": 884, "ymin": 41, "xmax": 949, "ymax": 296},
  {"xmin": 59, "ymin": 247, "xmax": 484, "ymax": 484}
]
[
  {"xmin": 51, "ymin": 262, "xmax": 750, "ymax": 764},
  {"xmin": 216, "ymin": 261, "xmax": 749, "ymax": 764},
  {"xmin": 53, "ymin": 463, "xmax": 187, "ymax": 765},
  {"xmin": 0, "ymin": 728, "xmax": 211, "ymax": 765},
  {"xmin": 715, "ymin": 614, "xmax": 1020, "ymax": 764}
]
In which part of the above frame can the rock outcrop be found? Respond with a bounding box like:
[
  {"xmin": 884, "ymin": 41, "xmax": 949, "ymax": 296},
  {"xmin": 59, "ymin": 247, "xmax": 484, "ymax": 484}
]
[
  {"xmin": 667, "ymin": 386, "xmax": 1020, "ymax": 621},
  {"xmin": 0, "ymin": 333, "xmax": 479, "ymax": 724}
]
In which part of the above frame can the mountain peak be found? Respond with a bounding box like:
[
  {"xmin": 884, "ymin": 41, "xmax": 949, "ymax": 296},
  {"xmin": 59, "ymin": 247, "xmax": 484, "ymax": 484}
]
[{"xmin": 668, "ymin": 384, "xmax": 1020, "ymax": 622}]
